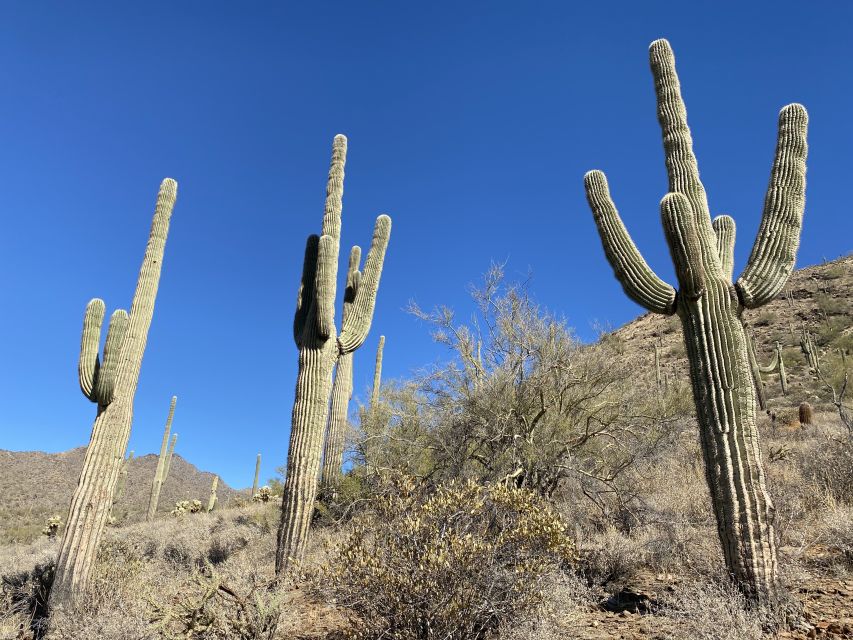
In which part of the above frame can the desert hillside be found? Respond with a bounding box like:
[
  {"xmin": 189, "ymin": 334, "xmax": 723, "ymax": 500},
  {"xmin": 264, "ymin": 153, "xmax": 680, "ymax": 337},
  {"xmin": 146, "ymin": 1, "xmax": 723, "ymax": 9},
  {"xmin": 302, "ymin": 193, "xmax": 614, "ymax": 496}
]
[{"xmin": 0, "ymin": 448, "xmax": 244, "ymax": 544}]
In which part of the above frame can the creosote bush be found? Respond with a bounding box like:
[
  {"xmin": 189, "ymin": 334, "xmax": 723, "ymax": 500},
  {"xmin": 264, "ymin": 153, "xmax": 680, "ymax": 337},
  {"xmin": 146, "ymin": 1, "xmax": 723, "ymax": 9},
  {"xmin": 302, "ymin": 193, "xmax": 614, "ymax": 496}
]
[{"xmin": 315, "ymin": 475, "xmax": 575, "ymax": 639}]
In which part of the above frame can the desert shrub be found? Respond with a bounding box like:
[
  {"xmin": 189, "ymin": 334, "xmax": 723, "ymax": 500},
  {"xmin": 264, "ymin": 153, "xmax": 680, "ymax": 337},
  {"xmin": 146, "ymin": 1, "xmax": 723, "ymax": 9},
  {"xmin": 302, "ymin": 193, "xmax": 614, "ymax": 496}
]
[
  {"xmin": 659, "ymin": 579, "xmax": 764, "ymax": 640},
  {"xmin": 251, "ymin": 486, "xmax": 274, "ymax": 503},
  {"xmin": 498, "ymin": 570, "xmax": 593, "ymax": 640},
  {"xmin": 577, "ymin": 526, "xmax": 647, "ymax": 587},
  {"xmin": 150, "ymin": 568, "xmax": 280, "ymax": 640},
  {"xmin": 316, "ymin": 476, "xmax": 575, "ymax": 639},
  {"xmin": 314, "ymin": 472, "xmax": 373, "ymax": 527},
  {"xmin": 800, "ymin": 436, "xmax": 853, "ymax": 503},
  {"xmin": 171, "ymin": 499, "xmax": 203, "ymax": 517},
  {"xmin": 40, "ymin": 516, "xmax": 62, "ymax": 540},
  {"xmin": 0, "ymin": 562, "xmax": 53, "ymax": 639}
]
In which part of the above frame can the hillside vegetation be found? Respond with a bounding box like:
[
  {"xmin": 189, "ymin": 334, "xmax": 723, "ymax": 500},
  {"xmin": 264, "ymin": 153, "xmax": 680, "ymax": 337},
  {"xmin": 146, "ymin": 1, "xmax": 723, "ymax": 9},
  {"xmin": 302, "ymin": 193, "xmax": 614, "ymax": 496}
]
[{"xmin": 1, "ymin": 257, "xmax": 851, "ymax": 639}]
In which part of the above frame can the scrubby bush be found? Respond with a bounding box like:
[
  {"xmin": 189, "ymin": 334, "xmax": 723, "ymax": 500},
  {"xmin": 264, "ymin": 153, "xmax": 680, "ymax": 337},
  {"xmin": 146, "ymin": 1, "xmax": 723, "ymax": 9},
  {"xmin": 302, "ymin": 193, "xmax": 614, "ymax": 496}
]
[
  {"xmin": 171, "ymin": 499, "xmax": 203, "ymax": 517},
  {"xmin": 316, "ymin": 475, "xmax": 575, "ymax": 639},
  {"xmin": 251, "ymin": 486, "xmax": 274, "ymax": 503},
  {"xmin": 41, "ymin": 516, "xmax": 62, "ymax": 539}
]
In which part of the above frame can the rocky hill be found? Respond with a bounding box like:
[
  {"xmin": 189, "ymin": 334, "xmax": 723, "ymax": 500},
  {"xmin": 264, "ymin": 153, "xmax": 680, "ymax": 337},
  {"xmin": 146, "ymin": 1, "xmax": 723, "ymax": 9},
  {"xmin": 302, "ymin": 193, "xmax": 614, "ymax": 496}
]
[
  {"xmin": 611, "ymin": 254, "xmax": 852, "ymax": 420},
  {"xmin": 0, "ymin": 447, "xmax": 246, "ymax": 543}
]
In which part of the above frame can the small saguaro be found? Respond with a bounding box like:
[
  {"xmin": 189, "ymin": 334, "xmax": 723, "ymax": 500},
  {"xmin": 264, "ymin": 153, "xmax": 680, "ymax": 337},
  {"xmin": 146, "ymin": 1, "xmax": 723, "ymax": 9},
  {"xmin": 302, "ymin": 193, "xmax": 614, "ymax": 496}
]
[
  {"xmin": 207, "ymin": 475, "xmax": 219, "ymax": 513},
  {"xmin": 371, "ymin": 335, "xmax": 385, "ymax": 409},
  {"xmin": 277, "ymin": 135, "xmax": 391, "ymax": 574},
  {"xmin": 114, "ymin": 450, "xmax": 134, "ymax": 502},
  {"xmin": 759, "ymin": 342, "xmax": 789, "ymax": 395},
  {"xmin": 51, "ymin": 179, "xmax": 178, "ymax": 610},
  {"xmin": 583, "ymin": 39, "xmax": 807, "ymax": 606},
  {"xmin": 252, "ymin": 453, "xmax": 262, "ymax": 497}
]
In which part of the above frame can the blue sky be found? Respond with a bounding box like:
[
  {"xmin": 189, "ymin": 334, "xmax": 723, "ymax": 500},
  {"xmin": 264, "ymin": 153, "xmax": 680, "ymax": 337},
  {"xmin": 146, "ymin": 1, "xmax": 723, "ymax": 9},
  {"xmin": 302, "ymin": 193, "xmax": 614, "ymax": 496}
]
[{"xmin": 1, "ymin": 2, "xmax": 850, "ymax": 490}]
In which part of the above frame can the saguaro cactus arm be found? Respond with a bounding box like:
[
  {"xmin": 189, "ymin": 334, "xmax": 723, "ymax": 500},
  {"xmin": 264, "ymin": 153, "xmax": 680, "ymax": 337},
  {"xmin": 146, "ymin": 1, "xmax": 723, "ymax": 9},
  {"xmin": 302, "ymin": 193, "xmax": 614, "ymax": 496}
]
[
  {"xmin": 338, "ymin": 216, "xmax": 392, "ymax": 353},
  {"xmin": 735, "ymin": 105, "xmax": 809, "ymax": 308},
  {"xmin": 660, "ymin": 194, "xmax": 705, "ymax": 299},
  {"xmin": 294, "ymin": 235, "xmax": 320, "ymax": 344},
  {"xmin": 583, "ymin": 171, "xmax": 676, "ymax": 314},
  {"xmin": 79, "ymin": 302, "xmax": 129, "ymax": 405},
  {"xmin": 712, "ymin": 215, "xmax": 736, "ymax": 282},
  {"xmin": 314, "ymin": 136, "xmax": 347, "ymax": 339},
  {"xmin": 79, "ymin": 299, "xmax": 105, "ymax": 399}
]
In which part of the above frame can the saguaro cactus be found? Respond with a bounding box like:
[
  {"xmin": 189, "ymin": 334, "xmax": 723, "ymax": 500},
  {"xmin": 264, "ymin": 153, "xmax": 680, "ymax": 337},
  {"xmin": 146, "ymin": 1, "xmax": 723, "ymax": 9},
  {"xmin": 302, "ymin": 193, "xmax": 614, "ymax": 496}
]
[
  {"xmin": 744, "ymin": 328, "xmax": 768, "ymax": 411},
  {"xmin": 147, "ymin": 396, "xmax": 178, "ymax": 520},
  {"xmin": 51, "ymin": 179, "xmax": 177, "ymax": 609},
  {"xmin": 583, "ymin": 40, "xmax": 807, "ymax": 605},
  {"xmin": 800, "ymin": 326, "xmax": 820, "ymax": 374},
  {"xmin": 276, "ymin": 135, "xmax": 391, "ymax": 574},
  {"xmin": 163, "ymin": 433, "xmax": 178, "ymax": 481},
  {"xmin": 252, "ymin": 453, "xmax": 262, "ymax": 497},
  {"xmin": 114, "ymin": 450, "xmax": 134, "ymax": 502},
  {"xmin": 207, "ymin": 475, "xmax": 219, "ymax": 512},
  {"xmin": 320, "ymin": 248, "xmax": 363, "ymax": 487},
  {"xmin": 371, "ymin": 335, "xmax": 385, "ymax": 408},
  {"xmin": 759, "ymin": 342, "xmax": 789, "ymax": 395}
]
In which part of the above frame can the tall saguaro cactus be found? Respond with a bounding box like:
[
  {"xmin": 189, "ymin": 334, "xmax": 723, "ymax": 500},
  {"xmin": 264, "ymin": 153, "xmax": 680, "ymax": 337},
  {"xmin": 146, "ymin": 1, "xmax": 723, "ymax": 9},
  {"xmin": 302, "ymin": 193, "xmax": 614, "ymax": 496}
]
[
  {"xmin": 276, "ymin": 135, "xmax": 391, "ymax": 574},
  {"xmin": 114, "ymin": 450, "xmax": 134, "ymax": 502},
  {"xmin": 147, "ymin": 396, "xmax": 178, "ymax": 520},
  {"xmin": 163, "ymin": 433, "xmax": 178, "ymax": 481},
  {"xmin": 583, "ymin": 40, "xmax": 807, "ymax": 606},
  {"xmin": 320, "ymin": 247, "xmax": 363, "ymax": 487},
  {"xmin": 51, "ymin": 179, "xmax": 178, "ymax": 609},
  {"xmin": 371, "ymin": 335, "xmax": 385, "ymax": 408}
]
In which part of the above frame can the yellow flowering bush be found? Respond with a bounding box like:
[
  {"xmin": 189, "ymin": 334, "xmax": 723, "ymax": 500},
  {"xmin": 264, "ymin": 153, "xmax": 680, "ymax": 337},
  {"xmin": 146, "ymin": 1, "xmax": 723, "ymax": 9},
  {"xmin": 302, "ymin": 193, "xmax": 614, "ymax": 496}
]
[{"xmin": 316, "ymin": 475, "xmax": 575, "ymax": 639}]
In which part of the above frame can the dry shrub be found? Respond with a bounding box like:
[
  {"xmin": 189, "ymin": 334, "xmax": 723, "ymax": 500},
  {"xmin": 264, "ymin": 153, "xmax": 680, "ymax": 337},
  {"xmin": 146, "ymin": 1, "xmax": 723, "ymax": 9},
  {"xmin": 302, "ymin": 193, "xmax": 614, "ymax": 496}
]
[
  {"xmin": 659, "ymin": 579, "xmax": 764, "ymax": 640},
  {"xmin": 150, "ymin": 567, "xmax": 281, "ymax": 640},
  {"xmin": 578, "ymin": 526, "xmax": 647, "ymax": 587},
  {"xmin": 316, "ymin": 476, "xmax": 575, "ymax": 639}
]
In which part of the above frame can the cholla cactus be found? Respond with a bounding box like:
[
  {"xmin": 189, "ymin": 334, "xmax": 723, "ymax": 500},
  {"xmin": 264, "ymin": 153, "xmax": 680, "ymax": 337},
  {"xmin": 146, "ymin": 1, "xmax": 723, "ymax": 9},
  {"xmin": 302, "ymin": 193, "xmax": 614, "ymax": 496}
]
[
  {"xmin": 277, "ymin": 136, "xmax": 392, "ymax": 574},
  {"xmin": 147, "ymin": 396, "xmax": 178, "ymax": 520},
  {"xmin": 52, "ymin": 179, "xmax": 178, "ymax": 610},
  {"xmin": 253, "ymin": 486, "xmax": 274, "ymax": 503},
  {"xmin": 42, "ymin": 516, "xmax": 63, "ymax": 539},
  {"xmin": 171, "ymin": 499, "xmax": 203, "ymax": 517},
  {"xmin": 583, "ymin": 39, "xmax": 807, "ymax": 605}
]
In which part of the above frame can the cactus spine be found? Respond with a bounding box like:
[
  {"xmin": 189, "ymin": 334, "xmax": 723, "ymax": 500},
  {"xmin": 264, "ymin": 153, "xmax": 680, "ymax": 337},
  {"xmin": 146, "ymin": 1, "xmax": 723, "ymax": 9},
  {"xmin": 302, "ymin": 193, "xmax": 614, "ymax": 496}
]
[
  {"xmin": 147, "ymin": 396, "xmax": 177, "ymax": 520},
  {"xmin": 583, "ymin": 40, "xmax": 807, "ymax": 605},
  {"xmin": 114, "ymin": 450, "xmax": 134, "ymax": 502},
  {"xmin": 276, "ymin": 135, "xmax": 391, "ymax": 574},
  {"xmin": 320, "ymin": 247, "xmax": 363, "ymax": 487},
  {"xmin": 759, "ymin": 342, "xmax": 788, "ymax": 395},
  {"xmin": 252, "ymin": 453, "xmax": 262, "ymax": 497},
  {"xmin": 207, "ymin": 475, "xmax": 219, "ymax": 512},
  {"xmin": 51, "ymin": 179, "xmax": 177, "ymax": 609}
]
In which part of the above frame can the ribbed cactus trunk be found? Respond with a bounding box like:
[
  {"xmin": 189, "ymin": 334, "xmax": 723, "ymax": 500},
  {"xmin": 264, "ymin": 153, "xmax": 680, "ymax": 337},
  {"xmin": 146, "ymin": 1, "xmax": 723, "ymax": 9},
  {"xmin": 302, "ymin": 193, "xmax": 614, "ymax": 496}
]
[
  {"xmin": 252, "ymin": 453, "xmax": 262, "ymax": 497},
  {"xmin": 276, "ymin": 135, "xmax": 391, "ymax": 574},
  {"xmin": 321, "ymin": 247, "xmax": 362, "ymax": 487},
  {"xmin": 207, "ymin": 475, "xmax": 219, "ymax": 512},
  {"xmin": 759, "ymin": 342, "xmax": 788, "ymax": 395},
  {"xmin": 163, "ymin": 433, "xmax": 178, "ymax": 481},
  {"xmin": 584, "ymin": 40, "xmax": 807, "ymax": 606},
  {"xmin": 745, "ymin": 329, "xmax": 768, "ymax": 411},
  {"xmin": 50, "ymin": 179, "xmax": 177, "ymax": 610},
  {"xmin": 321, "ymin": 352, "xmax": 353, "ymax": 486},
  {"xmin": 147, "ymin": 396, "xmax": 177, "ymax": 520}
]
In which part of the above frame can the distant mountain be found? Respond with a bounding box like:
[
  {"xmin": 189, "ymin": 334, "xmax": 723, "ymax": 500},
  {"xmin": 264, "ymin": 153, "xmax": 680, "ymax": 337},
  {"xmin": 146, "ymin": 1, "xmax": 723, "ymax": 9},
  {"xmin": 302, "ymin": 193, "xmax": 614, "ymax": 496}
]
[{"xmin": 0, "ymin": 447, "xmax": 247, "ymax": 544}]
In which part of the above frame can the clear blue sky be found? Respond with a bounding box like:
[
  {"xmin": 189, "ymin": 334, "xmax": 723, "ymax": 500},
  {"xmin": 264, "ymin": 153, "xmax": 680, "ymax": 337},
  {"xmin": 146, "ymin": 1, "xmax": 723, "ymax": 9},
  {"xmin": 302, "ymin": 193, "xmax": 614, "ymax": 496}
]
[{"xmin": 1, "ymin": 2, "xmax": 850, "ymax": 490}]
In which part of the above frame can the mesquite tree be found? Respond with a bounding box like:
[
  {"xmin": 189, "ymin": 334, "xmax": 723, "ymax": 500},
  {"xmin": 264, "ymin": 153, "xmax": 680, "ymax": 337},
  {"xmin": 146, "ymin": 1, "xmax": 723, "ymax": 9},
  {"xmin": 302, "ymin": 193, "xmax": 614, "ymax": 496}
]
[
  {"xmin": 51, "ymin": 179, "xmax": 178, "ymax": 609},
  {"xmin": 583, "ymin": 39, "xmax": 807, "ymax": 605},
  {"xmin": 276, "ymin": 135, "xmax": 391, "ymax": 573}
]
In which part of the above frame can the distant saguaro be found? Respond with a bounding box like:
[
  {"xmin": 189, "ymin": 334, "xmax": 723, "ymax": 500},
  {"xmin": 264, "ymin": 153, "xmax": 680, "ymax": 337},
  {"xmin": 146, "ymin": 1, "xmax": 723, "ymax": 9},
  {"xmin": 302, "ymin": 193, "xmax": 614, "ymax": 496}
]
[
  {"xmin": 252, "ymin": 453, "xmax": 262, "ymax": 497},
  {"xmin": 147, "ymin": 396, "xmax": 178, "ymax": 520}
]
